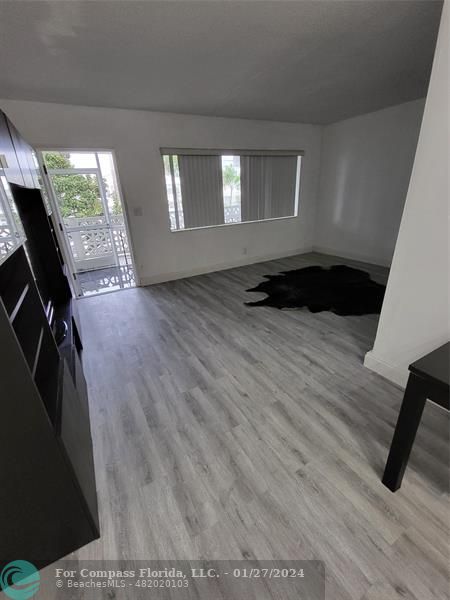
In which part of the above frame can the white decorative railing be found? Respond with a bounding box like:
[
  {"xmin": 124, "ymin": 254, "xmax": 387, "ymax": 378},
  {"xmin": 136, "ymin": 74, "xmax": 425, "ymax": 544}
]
[
  {"xmin": 168, "ymin": 210, "xmax": 182, "ymax": 231},
  {"xmin": 224, "ymin": 204, "xmax": 241, "ymax": 223},
  {"xmin": 64, "ymin": 215, "xmax": 131, "ymax": 272},
  {"xmin": 0, "ymin": 224, "xmax": 18, "ymax": 258}
]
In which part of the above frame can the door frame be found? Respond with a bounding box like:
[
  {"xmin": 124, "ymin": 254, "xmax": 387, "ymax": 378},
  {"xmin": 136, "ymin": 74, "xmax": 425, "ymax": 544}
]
[{"xmin": 37, "ymin": 149, "xmax": 139, "ymax": 296}]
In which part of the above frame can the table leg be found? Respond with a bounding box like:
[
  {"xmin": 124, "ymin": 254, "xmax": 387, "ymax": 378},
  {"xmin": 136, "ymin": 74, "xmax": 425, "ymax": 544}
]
[{"xmin": 382, "ymin": 374, "xmax": 427, "ymax": 492}]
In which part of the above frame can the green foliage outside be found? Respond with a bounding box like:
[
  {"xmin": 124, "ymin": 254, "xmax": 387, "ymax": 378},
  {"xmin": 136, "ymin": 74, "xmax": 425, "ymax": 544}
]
[
  {"xmin": 44, "ymin": 152, "xmax": 121, "ymax": 218},
  {"xmin": 110, "ymin": 192, "xmax": 122, "ymax": 215},
  {"xmin": 222, "ymin": 164, "xmax": 240, "ymax": 203},
  {"xmin": 163, "ymin": 155, "xmax": 240, "ymax": 207}
]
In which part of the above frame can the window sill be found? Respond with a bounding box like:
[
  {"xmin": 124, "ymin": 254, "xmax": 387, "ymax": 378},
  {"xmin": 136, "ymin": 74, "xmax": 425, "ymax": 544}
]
[{"xmin": 170, "ymin": 214, "xmax": 299, "ymax": 233}]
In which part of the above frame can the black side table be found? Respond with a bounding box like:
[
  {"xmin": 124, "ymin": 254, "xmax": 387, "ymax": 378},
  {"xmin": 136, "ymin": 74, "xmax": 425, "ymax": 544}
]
[{"xmin": 382, "ymin": 342, "xmax": 450, "ymax": 492}]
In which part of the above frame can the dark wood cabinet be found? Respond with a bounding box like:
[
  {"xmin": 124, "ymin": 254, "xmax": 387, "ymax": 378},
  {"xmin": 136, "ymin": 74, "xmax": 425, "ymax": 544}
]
[
  {"xmin": 59, "ymin": 359, "xmax": 99, "ymax": 531},
  {"xmin": 0, "ymin": 112, "xmax": 24, "ymax": 186},
  {"xmin": 7, "ymin": 118, "xmax": 41, "ymax": 188},
  {"xmin": 0, "ymin": 246, "xmax": 99, "ymax": 570},
  {"xmin": 9, "ymin": 183, "xmax": 71, "ymax": 307},
  {"xmin": 0, "ymin": 114, "xmax": 99, "ymax": 570}
]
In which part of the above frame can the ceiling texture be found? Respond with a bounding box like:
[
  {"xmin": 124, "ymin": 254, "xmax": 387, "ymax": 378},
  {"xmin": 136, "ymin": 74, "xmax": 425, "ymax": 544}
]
[{"xmin": 0, "ymin": 1, "xmax": 443, "ymax": 124}]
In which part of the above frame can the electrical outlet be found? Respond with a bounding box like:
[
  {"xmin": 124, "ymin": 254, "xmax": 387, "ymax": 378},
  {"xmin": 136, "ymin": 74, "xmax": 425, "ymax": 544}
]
[{"xmin": 243, "ymin": 247, "xmax": 248, "ymax": 255}]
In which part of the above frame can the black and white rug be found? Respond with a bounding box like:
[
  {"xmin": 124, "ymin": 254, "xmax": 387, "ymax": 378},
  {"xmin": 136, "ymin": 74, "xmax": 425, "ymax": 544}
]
[{"xmin": 245, "ymin": 265, "xmax": 385, "ymax": 315}]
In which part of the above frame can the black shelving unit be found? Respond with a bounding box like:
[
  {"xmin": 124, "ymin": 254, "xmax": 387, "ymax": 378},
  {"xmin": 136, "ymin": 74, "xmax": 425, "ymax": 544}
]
[
  {"xmin": 0, "ymin": 245, "xmax": 99, "ymax": 569},
  {"xmin": 0, "ymin": 110, "xmax": 99, "ymax": 570},
  {"xmin": 0, "ymin": 247, "xmax": 61, "ymax": 423}
]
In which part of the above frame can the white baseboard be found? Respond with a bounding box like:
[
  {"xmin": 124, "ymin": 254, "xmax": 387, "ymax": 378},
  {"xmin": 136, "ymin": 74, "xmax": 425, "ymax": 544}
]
[
  {"xmin": 364, "ymin": 350, "xmax": 408, "ymax": 388},
  {"xmin": 140, "ymin": 246, "xmax": 314, "ymax": 286},
  {"xmin": 312, "ymin": 245, "xmax": 391, "ymax": 268}
]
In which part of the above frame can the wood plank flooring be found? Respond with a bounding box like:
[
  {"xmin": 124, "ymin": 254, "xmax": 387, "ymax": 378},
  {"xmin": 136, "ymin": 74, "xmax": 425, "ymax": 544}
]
[{"xmin": 71, "ymin": 253, "xmax": 449, "ymax": 599}]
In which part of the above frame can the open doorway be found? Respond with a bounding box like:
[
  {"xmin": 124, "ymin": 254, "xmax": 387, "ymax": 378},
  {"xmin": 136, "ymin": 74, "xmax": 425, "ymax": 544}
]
[{"xmin": 40, "ymin": 150, "xmax": 136, "ymax": 297}]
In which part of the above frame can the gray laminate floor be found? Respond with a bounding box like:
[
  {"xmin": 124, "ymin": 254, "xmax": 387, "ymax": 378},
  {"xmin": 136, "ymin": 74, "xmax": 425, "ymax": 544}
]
[{"xmin": 71, "ymin": 253, "xmax": 449, "ymax": 599}]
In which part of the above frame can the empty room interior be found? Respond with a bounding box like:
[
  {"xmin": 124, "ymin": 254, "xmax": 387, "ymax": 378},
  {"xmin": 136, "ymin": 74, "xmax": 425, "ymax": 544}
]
[{"xmin": 0, "ymin": 2, "xmax": 448, "ymax": 600}]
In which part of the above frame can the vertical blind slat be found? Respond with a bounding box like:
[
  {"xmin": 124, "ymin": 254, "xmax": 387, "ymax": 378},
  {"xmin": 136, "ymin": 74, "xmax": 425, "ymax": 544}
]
[
  {"xmin": 178, "ymin": 155, "xmax": 224, "ymax": 228},
  {"xmin": 241, "ymin": 156, "xmax": 298, "ymax": 221}
]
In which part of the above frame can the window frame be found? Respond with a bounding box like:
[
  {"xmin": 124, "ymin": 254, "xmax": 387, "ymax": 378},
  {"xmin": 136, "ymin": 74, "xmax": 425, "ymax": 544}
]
[{"xmin": 160, "ymin": 148, "xmax": 304, "ymax": 232}]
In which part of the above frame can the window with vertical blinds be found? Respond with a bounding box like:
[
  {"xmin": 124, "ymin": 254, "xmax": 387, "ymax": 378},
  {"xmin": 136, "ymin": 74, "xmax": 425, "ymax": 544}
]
[{"xmin": 161, "ymin": 149, "xmax": 302, "ymax": 231}]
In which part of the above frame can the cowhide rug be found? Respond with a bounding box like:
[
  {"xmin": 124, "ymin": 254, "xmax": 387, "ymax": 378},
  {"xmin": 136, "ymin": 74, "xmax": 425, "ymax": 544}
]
[{"xmin": 245, "ymin": 265, "xmax": 385, "ymax": 315}]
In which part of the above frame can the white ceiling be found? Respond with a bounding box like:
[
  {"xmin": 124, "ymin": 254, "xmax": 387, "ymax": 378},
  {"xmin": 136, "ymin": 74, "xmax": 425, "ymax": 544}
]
[{"xmin": 0, "ymin": 1, "xmax": 442, "ymax": 124}]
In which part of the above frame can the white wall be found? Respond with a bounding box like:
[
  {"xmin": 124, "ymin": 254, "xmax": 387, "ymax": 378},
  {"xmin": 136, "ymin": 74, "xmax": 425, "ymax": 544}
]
[
  {"xmin": 365, "ymin": 2, "xmax": 449, "ymax": 387},
  {"xmin": 314, "ymin": 99, "xmax": 425, "ymax": 266},
  {"xmin": 0, "ymin": 99, "xmax": 322, "ymax": 284}
]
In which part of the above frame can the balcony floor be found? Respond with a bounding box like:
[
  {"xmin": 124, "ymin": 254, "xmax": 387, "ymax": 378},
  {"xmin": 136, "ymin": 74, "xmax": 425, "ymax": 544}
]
[{"xmin": 77, "ymin": 264, "xmax": 135, "ymax": 297}]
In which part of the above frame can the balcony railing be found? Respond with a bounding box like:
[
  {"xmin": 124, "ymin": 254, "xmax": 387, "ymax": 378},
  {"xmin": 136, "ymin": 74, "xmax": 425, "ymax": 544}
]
[
  {"xmin": 224, "ymin": 204, "xmax": 241, "ymax": 223},
  {"xmin": 0, "ymin": 224, "xmax": 18, "ymax": 258},
  {"xmin": 64, "ymin": 215, "xmax": 131, "ymax": 272}
]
